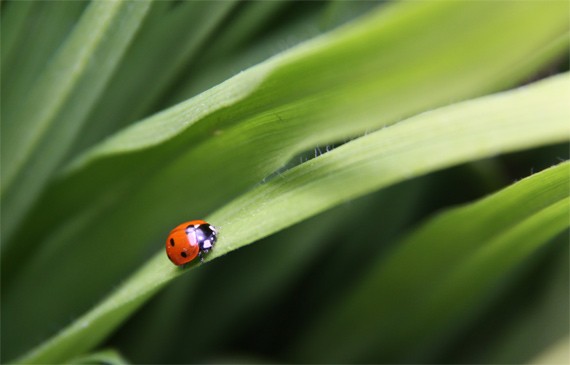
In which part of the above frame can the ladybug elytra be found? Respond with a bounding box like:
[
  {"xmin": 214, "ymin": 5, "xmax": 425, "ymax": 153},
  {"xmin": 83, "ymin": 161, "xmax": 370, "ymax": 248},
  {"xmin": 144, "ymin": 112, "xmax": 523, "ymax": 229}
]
[{"xmin": 166, "ymin": 220, "xmax": 217, "ymax": 266}]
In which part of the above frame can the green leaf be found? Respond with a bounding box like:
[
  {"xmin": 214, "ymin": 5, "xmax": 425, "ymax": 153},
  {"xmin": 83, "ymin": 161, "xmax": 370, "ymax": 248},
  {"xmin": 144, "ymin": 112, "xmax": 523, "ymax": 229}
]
[
  {"xmin": 1, "ymin": 1, "xmax": 35, "ymax": 70},
  {"xmin": 207, "ymin": 74, "xmax": 569, "ymax": 259},
  {"xmin": 3, "ymin": 6, "xmax": 566, "ymax": 346},
  {"xmin": 66, "ymin": 1, "xmax": 568, "ymax": 168},
  {"xmin": 70, "ymin": 0, "xmax": 238, "ymax": 154},
  {"xmin": 167, "ymin": 0, "xmax": 378, "ymax": 104},
  {"xmin": 1, "ymin": 1, "xmax": 88, "ymax": 117},
  {"xmin": 14, "ymin": 72, "xmax": 570, "ymax": 364},
  {"xmin": 134, "ymin": 179, "xmax": 423, "ymax": 363},
  {"xmin": 0, "ymin": 0, "xmax": 152, "ymax": 241},
  {"xmin": 482, "ymin": 239, "xmax": 569, "ymax": 364},
  {"xmin": 291, "ymin": 163, "xmax": 570, "ymax": 363}
]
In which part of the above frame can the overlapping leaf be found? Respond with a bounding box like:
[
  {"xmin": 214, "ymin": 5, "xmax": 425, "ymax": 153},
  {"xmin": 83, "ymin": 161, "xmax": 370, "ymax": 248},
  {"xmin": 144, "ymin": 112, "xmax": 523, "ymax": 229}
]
[
  {"xmin": 15, "ymin": 72, "xmax": 570, "ymax": 364},
  {"xmin": 3, "ymin": 8, "xmax": 567, "ymax": 355},
  {"xmin": 1, "ymin": 0, "xmax": 152, "ymax": 241},
  {"xmin": 291, "ymin": 162, "xmax": 569, "ymax": 363}
]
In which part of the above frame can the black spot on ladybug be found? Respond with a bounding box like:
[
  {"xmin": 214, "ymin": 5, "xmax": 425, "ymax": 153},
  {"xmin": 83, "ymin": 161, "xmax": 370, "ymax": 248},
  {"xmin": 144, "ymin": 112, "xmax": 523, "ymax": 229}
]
[
  {"xmin": 181, "ymin": 252, "xmax": 187, "ymax": 258},
  {"xmin": 170, "ymin": 238, "xmax": 175, "ymax": 246}
]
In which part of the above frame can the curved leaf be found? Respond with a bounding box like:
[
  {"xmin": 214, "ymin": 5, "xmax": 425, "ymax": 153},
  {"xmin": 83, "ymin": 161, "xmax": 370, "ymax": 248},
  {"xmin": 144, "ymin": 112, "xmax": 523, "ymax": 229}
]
[
  {"xmin": 3, "ymin": 5, "xmax": 566, "ymax": 346},
  {"xmin": 291, "ymin": 163, "xmax": 569, "ymax": 362},
  {"xmin": 71, "ymin": 0, "xmax": 238, "ymax": 154},
  {"xmin": 1, "ymin": 0, "xmax": 152, "ymax": 241},
  {"xmin": 14, "ymin": 72, "xmax": 570, "ymax": 364}
]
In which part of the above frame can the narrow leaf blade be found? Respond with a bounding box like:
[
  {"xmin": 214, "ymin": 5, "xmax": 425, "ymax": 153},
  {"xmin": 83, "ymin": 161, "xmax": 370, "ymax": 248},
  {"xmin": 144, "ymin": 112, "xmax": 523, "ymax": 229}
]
[{"xmin": 14, "ymin": 73, "xmax": 570, "ymax": 365}]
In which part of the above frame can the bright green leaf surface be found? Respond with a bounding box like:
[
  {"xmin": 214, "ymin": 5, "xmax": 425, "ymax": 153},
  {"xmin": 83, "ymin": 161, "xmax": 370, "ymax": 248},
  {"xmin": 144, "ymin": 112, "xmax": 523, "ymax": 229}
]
[
  {"xmin": 168, "ymin": 0, "xmax": 380, "ymax": 105},
  {"xmin": 292, "ymin": 163, "xmax": 570, "ymax": 363},
  {"xmin": 14, "ymin": 72, "xmax": 570, "ymax": 364},
  {"xmin": 2, "ymin": 5, "xmax": 566, "ymax": 351},
  {"xmin": 140, "ymin": 179, "xmax": 423, "ymax": 363},
  {"xmin": 207, "ymin": 74, "xmax": 569, "ymax": 259},
  {"xmin": 66, "ymin": 1, "xmax": 567, "ymax": 166}
]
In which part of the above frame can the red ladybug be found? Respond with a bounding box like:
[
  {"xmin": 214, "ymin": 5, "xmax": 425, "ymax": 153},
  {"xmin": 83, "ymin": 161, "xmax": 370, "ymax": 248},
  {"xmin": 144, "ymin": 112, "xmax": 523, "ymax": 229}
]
[{"xmin": 166, "ymin": 220, "xmax": 217, "ymax": 266}]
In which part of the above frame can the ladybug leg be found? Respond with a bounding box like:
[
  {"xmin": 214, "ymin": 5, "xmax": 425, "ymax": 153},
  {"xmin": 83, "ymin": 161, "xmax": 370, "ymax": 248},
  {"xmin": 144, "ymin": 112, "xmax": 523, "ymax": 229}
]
[{"xmin": 199, "ymin": 248, "xmax": 212, "ymax": 263}]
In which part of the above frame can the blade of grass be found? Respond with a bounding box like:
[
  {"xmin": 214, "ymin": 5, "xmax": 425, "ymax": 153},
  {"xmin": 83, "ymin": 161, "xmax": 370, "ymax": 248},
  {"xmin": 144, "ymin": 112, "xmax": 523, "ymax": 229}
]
[
  {"xmin": 168, "ymin": 0, "xmax": 379, "ymax": 104},
  {"xmin": 483, "ymin": 240, "xmax": 569, "ymax": 364},
  {"xmin": 116, "ymin": 202, "xmax": 351, "ymax": 363},
  {"xmin": 70, "ymin": 0, "xmax": 238, "ymax": 155},
  {"xmin": 159, "ymin": 180, "xmax": 422, "ymax": 362},
  {"xmin": 1, "ymin": 0, "xmax": 36, "ymax": 79},
  {"xmin": 4, "ymin": 0, "xmax": 564, "ymax": 266},
  {"xmin": 115, "ymin": 177, "xmax": 421, "ymax": 362},
  {"xmin": 428, "ymin": 232, "xmax": 569, "ymax": 364},
  {"xmin": 3, "ymin": 2, "xmax": 568, "ymax": 360},
  {"xmin": 291, "ymin": 165, "xmax": 570, "ymax": 363},
  {"xmin": 163, "ymin": 0, "xmax": 294, "ymax": 104},
  {"xmin": 13, "ymin": 73, "xmax": 570, "ymax": 364},
  {"xmin": 268, "ymin": 178, "xmax": 428, "ymax": 344},
  {"xmin": 205, "ymin": 75, "xmax": 569, "ymax": 259},
  {"xmin": 2, "ymin": 1, "xmax": 88, "ymax": 121},
  {"xmin": 67, "ymin": 1, "xmax": 569, "ymax": 169},
  {"xmin": 0, "ymin": 0, "xmax": 152, "ymax": 242},
  {"xmin": 192, "ymin": 0, "xmax": 384, "ymax": 81},
  {"xmin": 182, "ymin": 0, "xmax": 290, "ymax": 66},
  {"xmin": 3, "ymin": 2, "xmax": 566, "ymax": 323}
]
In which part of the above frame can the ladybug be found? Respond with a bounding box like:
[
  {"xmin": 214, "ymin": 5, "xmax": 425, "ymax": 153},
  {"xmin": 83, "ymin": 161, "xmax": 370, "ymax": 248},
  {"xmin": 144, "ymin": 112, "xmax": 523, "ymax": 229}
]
[{"xmin": 166, "ymin": 220, "xmax": 218, "ymax": 266}]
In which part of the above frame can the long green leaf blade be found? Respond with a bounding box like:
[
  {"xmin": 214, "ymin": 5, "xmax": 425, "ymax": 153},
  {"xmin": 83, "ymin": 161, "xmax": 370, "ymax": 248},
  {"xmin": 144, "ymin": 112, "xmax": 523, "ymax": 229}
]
[
  {"xmin": 208, "ymin": 74, "xmax": 570, "ymax": 255},
  {"xmin": 68, "ymin": 1, "xmax": 569, "ymax": 168},
  {"xmin": 14, "ymin": 72, "xmax": 570, "ymax": 364},
  {"xmin": 291, "ymin": 164, "xmax": 569, "ymax": 362},
  {"xmin": 1, "ymin": 1, "xmax": 87, "ymax": 119},
  {"xmin": 71, "ymin": 0, "xmax": 238, "ymax": 154},
  {"xmin": 3, "ymin": 4, "xmax": 565, "ymax": 330},
  {"xmin": 0, "ymin": 0, "xmax": 152, "ymax": 241}
]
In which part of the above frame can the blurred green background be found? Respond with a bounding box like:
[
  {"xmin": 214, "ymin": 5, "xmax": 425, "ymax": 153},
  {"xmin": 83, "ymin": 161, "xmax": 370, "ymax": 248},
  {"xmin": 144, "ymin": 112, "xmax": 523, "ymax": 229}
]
[{"xmin": 1, "ymin": 1, "xmax": 568, "ymax": 363}]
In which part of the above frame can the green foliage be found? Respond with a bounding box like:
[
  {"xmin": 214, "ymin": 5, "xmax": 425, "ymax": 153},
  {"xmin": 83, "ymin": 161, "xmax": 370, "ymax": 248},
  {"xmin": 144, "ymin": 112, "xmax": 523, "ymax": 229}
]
[
  {"xmin": 1, "ymin": 0, "xmax": 152, "ymax": 240},
  {"xmin": 2, "ymin": 1, "xmax": 569, "ymax": 363},
  {"xmin": 292, "ymin": 163, "xmax": 569, "ymax": 363}
]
